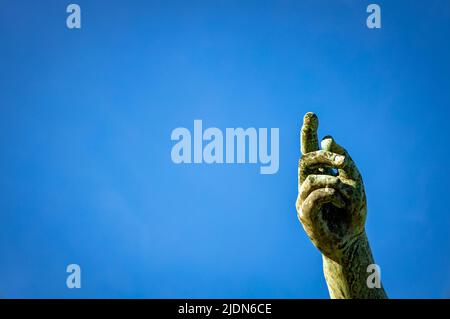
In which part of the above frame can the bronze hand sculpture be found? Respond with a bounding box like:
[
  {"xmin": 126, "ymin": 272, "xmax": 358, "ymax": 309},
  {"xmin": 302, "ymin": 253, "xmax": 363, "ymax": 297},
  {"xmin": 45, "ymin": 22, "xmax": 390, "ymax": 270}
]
[{"xmin": 296, "ymin": 112, "xmax": 387, "ymax": 299}]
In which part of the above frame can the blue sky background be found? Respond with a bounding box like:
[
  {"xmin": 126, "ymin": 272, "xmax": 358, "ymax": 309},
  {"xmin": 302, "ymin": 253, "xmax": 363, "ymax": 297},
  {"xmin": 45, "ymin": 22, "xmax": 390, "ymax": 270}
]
[{"xmin": 0, "ymin": 0, "xmax": 450, "ymax": 298}]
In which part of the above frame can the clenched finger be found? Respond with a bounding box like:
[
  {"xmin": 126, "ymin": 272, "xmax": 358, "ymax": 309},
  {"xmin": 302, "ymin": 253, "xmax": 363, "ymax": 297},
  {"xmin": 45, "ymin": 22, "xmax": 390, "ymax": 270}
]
[
  {"xmin": 299, "ymin": 188, "xmax": 345, "ymax": 222},
  {"xmin": 321, "ymin": 136, "xmax": 360, "ymax": 180},
  {"xmin": 299, "ymin": 174, "xmax": 352, "ymax": 202},
  {"xmin": 301, "ymin": 150, "xmax": 346, "ymax": 169}
]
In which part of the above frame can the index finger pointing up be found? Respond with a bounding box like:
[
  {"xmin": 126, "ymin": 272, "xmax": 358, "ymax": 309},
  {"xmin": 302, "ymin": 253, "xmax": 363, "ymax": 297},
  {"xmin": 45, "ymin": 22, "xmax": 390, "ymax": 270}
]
[{"xmin": 301, "ymin": 112, "xmax": 319, "ymax": 155}]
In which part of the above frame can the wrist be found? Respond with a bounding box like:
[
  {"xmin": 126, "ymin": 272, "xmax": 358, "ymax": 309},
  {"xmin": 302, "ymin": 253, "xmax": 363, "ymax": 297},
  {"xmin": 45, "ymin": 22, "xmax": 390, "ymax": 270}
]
[{"xmin": 322, "ymin": 231, "xmax": 387, "ymax": 299}]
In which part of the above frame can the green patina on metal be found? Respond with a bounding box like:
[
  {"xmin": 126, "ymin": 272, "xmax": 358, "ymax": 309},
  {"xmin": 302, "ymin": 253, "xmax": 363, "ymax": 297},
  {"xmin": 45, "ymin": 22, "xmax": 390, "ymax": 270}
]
[{"xmin": 296, "ymin": 112, "xmax": 387, "ymax": 299}]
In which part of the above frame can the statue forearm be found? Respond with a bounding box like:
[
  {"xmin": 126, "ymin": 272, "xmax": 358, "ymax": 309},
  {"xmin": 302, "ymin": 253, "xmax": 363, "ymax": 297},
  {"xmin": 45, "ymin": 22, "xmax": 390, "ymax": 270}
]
[{"xmin": 322, "ymin": 232, "xmax": 387, "ymax": 299}]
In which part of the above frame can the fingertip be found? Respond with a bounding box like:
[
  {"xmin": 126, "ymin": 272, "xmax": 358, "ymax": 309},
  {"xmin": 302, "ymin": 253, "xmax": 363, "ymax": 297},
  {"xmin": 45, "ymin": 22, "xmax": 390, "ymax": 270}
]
[
  {"xmin": 302, "ymin": 112, "xmax": 318, "ymax": 129},
  {"xmin": 321, "ymin": 135, "xmax": 334, "ymax": 151}
]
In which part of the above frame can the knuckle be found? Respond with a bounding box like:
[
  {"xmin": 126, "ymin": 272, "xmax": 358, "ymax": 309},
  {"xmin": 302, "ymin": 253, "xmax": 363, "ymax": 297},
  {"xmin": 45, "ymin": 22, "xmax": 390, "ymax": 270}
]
[
  {"xmin": 305, "ymin": 174, "xmax": 315, "ymax": 185},
  {"xmin": 295, "ymin": 196, "xmax": 302, "ymax": 212}
]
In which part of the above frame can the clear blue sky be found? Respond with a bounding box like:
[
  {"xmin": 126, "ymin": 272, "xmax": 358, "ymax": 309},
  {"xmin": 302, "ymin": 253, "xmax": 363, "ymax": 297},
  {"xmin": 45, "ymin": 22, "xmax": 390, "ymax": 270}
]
[{"xmin": 0, "ymin": 0, "xmax": 449, "ymax": 298}]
